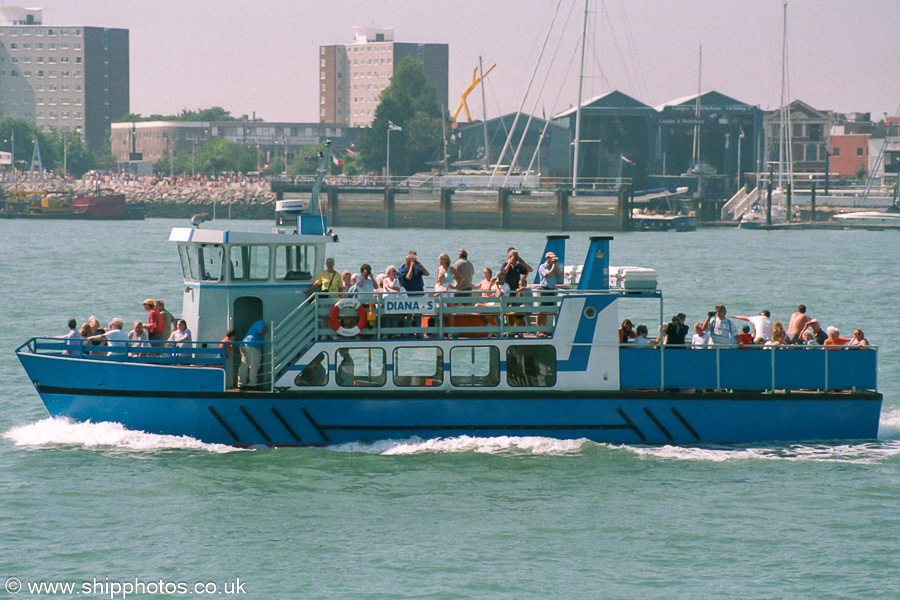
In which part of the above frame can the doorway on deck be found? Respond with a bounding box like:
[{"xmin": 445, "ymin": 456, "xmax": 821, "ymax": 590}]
[{"xmin": 233, "ymin": 296, "xmax": 264, "ymax": 339}]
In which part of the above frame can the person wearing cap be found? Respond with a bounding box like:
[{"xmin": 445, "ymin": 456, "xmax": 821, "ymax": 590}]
[
  {"xmin": 799, "ymin": 318, "xmax": 828, "ymax": 345},
  {"xmin": 730, "ymin": 309, "xmax": 773, "ymax": 342},
  {"xmin": 536, "ymin": 251, "xmax": 564, "ymax": 335},
  {"xmin": 142, "ymin": 299, "xmax": 165, "ymax": 342}
]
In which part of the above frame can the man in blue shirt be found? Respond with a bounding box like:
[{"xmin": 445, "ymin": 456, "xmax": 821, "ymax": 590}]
[
  {"xmin": 536, "ymin": 251, "xmax": 563, "ymax": 335},
  {"xmin": 239, "ymin": 319, "xmax": 268, "ymax": 388},
  {"xmin": 398, "ymin": 251, "xmax": 429, "ymax": 294}
]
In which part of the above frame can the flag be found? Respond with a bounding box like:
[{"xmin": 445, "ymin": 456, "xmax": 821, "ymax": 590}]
[
  {"xmin": 344, "ymin": 148, "xmax": 356, "ymax": 157},
  {"xmin": 332, "ymin": 154, "xmax": 343, "ymax": 167},
  {"xmin": 740, "ymin": 128, "xmax": 747, "ymax": 141},
  {"xmin": 620, "ymin": 154, "xmax": 635, "ymax": 165},
  {"xmin": 388, "ymin": 121, "xmax": 402, "ymax": 132},
  {"xmin": 0, "ymin": 151, "xmax": 10, "ymax": 165}
]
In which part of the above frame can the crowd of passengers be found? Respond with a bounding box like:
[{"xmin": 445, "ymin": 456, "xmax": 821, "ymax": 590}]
[
  {"xmin": 304, "ymin": 247, "xmax": 564, "ymax": 300},
  {"xmin": 620, "ymin": 304, "xmax": 870, "ymax": 348}
]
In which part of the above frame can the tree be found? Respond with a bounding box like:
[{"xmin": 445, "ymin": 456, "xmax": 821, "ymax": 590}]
[{"xmin": 356, "ymin": 57, "xmax": 445, "ymax": 177}]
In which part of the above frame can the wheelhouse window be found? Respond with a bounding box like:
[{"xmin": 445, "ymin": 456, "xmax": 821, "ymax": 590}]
[
  {"xmin": 450, "ymin": 346, "xmax": 500, "ymax": 387},
  {"xmin": 178, "ymin": 245, "xmax": 194, "ymax": 281},
  {"xmin": 197, "ymin": 244, "xmax": 224, "ymax": 281},
  {"xmin": 230, "ymin": 245, "xmax": 270, "ymax": 281},
  {"xmin": 275, "ymin": 244, "xmax": 316, "ymax": 281},
  {"xmin": 507, "ymin": 345, "xmax": 556, "ymax": 387},
  {"xmin": 294, "ymin": 352, "xmax": 328, "ymax": 387},
  {"xmin": 336, "ymin": 348, "xmax": 385, "ymax": 387},
  {"xmin": 393, "ymin": 346, "xmax": 443, "ymax": 386}
]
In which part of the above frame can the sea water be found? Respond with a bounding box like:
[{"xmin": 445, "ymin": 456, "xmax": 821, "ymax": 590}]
[{"xmin": 1, "ymin": 218, "xmax": 898, "ymax": 599}]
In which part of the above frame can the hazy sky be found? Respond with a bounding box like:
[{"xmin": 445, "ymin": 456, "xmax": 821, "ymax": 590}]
[{"xmin": 37, "ymin": 0, "xmax": 900, "ymax": 122}]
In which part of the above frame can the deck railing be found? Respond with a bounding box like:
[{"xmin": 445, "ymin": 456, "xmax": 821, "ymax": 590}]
[
  {"xmin": 619, "ymin": 343, "xmax": 878, "ymax": 392},
  {"xmin": 26, "ymin": 337, "xmax": 228, "ymax": 367}
]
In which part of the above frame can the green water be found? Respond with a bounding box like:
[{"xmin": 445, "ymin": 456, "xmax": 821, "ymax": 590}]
[{"xmin": 1, "ymin": 219, "xmax": 898, "ymax": 599}]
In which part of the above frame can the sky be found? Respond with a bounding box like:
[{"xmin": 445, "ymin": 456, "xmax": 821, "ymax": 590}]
[{"xmin": 33, "ymin": 0, "xmax": 900, "ymax": 122}]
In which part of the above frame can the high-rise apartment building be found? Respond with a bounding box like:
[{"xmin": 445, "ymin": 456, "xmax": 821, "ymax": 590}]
[
  {"xmin": 0, "ymin": 6, "xmax": 128, "ymax": 152},
  {"xmin": 320, "ymin": 26, "xmax": 448, "ymax": 127}
]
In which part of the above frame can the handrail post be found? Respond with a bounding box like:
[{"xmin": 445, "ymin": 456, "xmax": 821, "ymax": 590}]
[{"xmin": 715, "ymin": 346, "xmax": 721, "ymax": 391}]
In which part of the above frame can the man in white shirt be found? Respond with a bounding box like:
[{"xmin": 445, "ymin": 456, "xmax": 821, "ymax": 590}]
[
  {"xmin": 702, "ymin": 304, "xmax": 738, "ymax": 345},
  {"xmin": 730, "ymin": 309, "xmax": 773, "ymax": 341},
  {"xmin": 89, "ymin": 318, "xmax": 129, "ymax": 357}
]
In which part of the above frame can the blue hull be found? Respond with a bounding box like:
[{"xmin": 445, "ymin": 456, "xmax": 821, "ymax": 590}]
[{"xmin": 31, "ymin": 386, "xmax": 882, "ymax": 446}]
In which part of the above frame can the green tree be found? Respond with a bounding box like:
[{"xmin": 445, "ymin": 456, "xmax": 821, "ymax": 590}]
[
  {"xmin": 357, "ymin": 57, "xmax": 444, "ymax": 177},
  {"xmin": 117, "ymin": 107, "xmax": 241, "ymax": 123},
  {"xmin": 195, "ymin": 138, "xmax": 256, "ymax": 175}
]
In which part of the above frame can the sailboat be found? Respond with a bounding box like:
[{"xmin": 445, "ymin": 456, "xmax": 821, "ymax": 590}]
[{"xmin": 738, "ymin": 1, "xmax": 797, "ymax": 228}]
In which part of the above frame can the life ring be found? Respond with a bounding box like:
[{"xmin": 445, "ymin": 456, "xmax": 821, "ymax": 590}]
[{"xmin": 330, "ymin": 298, "xmax": 367, "ymax": 337}]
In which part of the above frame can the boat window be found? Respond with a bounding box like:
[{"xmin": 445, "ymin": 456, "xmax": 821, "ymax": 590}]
[
  {"xmin": 294, "ymin": 352, "xmax": 328, "ymax": 387},
  {"xmin": 178, "ymin": 245, "xmax": 194, "ymax": 281},
  {"xmin": 197, "ymin": 244, "xmax": 224, "ymax": 281},
  {"xmin": 335, "ymin": 348, "xmax": 385, "ymax": 387},
  {"xmin": 186, "ymin": 245, "xmax": 200, "ymax": 282},
  {"xmin": 275, "ymin": 244, "xmax": 316, "ymax": 281},
  {"xmin": 229, "ymin": 245, "xmax": 270, "ymax": 281},
  {"xmin": 450, "ymin": 346, "xmax": 500, "ymax": 387},
  {"xmin": 393, "ymin": 346, "xmax": 443, "ymax": 387},
  {"xmin": 507, "ymin": 345, "xmax": 556, "ymax": 387}
]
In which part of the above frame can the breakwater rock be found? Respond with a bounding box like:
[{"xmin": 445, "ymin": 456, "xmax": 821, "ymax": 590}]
[{"xmin": 18, "ymin": 179, "xmax": 278, "ymax": 220}]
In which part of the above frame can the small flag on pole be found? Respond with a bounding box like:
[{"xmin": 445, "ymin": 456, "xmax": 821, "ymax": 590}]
[
  {"xmin": 345, "ymin": 148, "xmax": 356, "ymax": 157},
  {"xmin": 620, "ymin": 154, "xmax": 635, "ymax": 165},
  {"xmin": 332, "ymin": 154, "xmax": 343, "ymax": 167},
  {"xmin": 739, "ymin": 128, "xmax": 747, "ymax": 141},
  {"xmin": 388, "ymin": 121, "xmax": 403, "ymax": 132}
]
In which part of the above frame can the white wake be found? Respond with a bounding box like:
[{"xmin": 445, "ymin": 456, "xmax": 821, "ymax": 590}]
[{"xmin": 3, "ymin": 417, "xmax": 241, "ymax": 453}]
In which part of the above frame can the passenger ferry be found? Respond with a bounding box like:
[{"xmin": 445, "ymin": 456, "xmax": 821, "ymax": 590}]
[{"xmin": 15, "ymin": 146, "xmax": 882, "ymax": 446}]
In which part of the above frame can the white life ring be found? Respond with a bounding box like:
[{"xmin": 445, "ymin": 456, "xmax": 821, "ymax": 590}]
[{"xmin": 330, "ymin": 298, "xmax": 367, "ymax": 337}]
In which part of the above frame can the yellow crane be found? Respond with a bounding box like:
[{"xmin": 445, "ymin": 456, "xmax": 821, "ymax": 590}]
[{"xmin": 451, "ymin": 64, "xmax": 496, "ymax": 123}]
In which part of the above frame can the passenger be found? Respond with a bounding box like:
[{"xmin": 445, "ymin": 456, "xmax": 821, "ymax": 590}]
[
  {"xmin": 800, "ymin": 330, "xmax": 818, "ymax": 345},
  {"xmin": 375, "ymin": 272, "xmax": 386, "ymax": 290},
  {"xmin": 663, "ymin": 313, "xmax": 689, "ymax": 346},
  {"xmin": 787, "ymin": 304, "xmax": 811, "ymax": 344},
  {"xmin": 452, "ymin": 249, "xmax": 475, "ymax": 292},
  {"xmin": 336, "ymin": 348, "xmax": 355, "ymax": 386},
  {"xmin": 737, "ymin": 325, "xmax": 755, "ymax": 347},
  {"xmin": 847, "ymin": 328, "xmax": 869, "ymax": 347},
  {"xmin": 500, "ymin": 247, "xmax": 532, "ymax": 293},
  {"xmin": 296, "ymin": 353, "xmax": 327, "ymax": 386},
  {"xmin": 702, "ymin": 305, "xmax": 738, "ymax": 345},
  {"xmin": 824, "ymin": 326, "xmax": 849, "ymax": 347},
  {"xmin": 87, "ymin": 317, "xmax": 129, "ymax": 357},
  {"xmin": 59, "ymin": 318, "xmax": 83, "ymax": 354},
  {"xmin": 340, "ymin": 270, "xmax": 353, "ymax": 293},
  {"xmin": 86, "ymin": 315, "xmax": 106, "ymax": 355},
  {"xmin": 619, "ymin": 319, "xmax": 637, "ymax": 344},
  {"xmin": 142, "ymin": 298, "xmax": 165, "ymax": 342},
  {"xmin": 382, "ymin": 265, "xmax": 403, "ymax": 293},
  {"xmin": 730, "ymin": 309, "xmax": 773, "ymax": 342},
  {"xmin": 220, "ymin": 329, "xmax": 237, "ymax": 388},
  {"xmin": 765, "ymin": 330, "xmax": 788, "ymax": 346},
  {"xmin": 352, "ymin": 264, "xmax": 376, "ymax": 300},
  {"xmin": 476, "ymin": 267, "xmax": 494, "ymax": 296},
  {"xmin": 168, "ymin": 318, "xmax": 193, "ymax": 348},
  {"xmin": 691, "ymin": 321, "xmax": 711, "ymax": 348},
  {"xmin": 399, "ymin": 251, "xmax": 429, "ymax": 294},
  {"xmin": 435, "ymin": 253, "xmax": 459, "ymax": 294},
  {"xmin": 772, "ymin": 321, "xmax": 789, "ymax": 345},
  {"xmin": 239, "ymin": 318, "xmax": 268, "ymax": 389},
  {"xmin": 633, "ymin": 324, "xmax": 652, "ymax": 345},
  {"xmin": 799, "ymin": 318, "xmax": 828, "ymax": 345},
  {"xmin": 536, "ymin": 251, "xmax": 563, "ymax": 335},
  {"xmin": 128, "ymin": 321, "xmax": 150, "ymax": 355},
  {"xmin": 306, "ymin": 257, "xmax": 342, "ymax": 296},
  {"xmin": 79, "ymin": 322, "xmax": 93, "ymax": 340},
  {"xmin": 156, "ymin": 299, "xmax": 175, "ymax": 340}
]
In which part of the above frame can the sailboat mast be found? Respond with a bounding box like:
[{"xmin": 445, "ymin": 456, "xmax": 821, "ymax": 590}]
[
  {"xmin": 572, "ymin": 0, "xmax": 589, "ymax": 189},
  {"xmin": 778, "ymin": 0, "xmax": 789, "ymax": 191},
  {"xmin": 479, "ymin": 56, "xmax": 490, "ymax": 169},
  {"xmin": 692, "ymin": 45, "xmax": 702, "ymax": 166}
]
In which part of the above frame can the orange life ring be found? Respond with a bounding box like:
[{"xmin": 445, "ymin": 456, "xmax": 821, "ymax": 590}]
[{"xmin": 330, "ymin": 298, "xmax": 367, "ymax": 337}]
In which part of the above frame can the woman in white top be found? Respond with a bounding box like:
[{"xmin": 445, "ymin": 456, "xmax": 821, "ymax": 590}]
[
  {"xmin": 382, "ymin": 265, "xmax": 403, "ymax": 294},
  {"xmin": 434, "ymin": 253, "xmax": 460, "ymax": 294},
  {"xmin": 168, "ymin": 319, "xmax": 192, "ymax": 347}
]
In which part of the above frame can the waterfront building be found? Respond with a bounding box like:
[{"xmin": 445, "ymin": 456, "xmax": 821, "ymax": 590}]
[
  {"xmin": 455, "ymin": 114, "xmax": 569, "ymax": 179},
  {"xmin": 110, "ymin": 121, "xmax": 361, "ymax": 172},
  {"xmin": 866, "ymin": 118, "xmax": 900, "ymax": 188},
  {"xmin": 319, "ymin": 26, "xmax": 448, "ymax": 128},
  {"xmin": 762, "ymin": 100, "xmax": 834, "ymax": 178},
  {"xmin": 0, "ymin": 6, "xmax": 128, "ymax": 152},
  {"xmin": 828, "ymin": 133, "xmax": 870, "ymax": 180}
]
